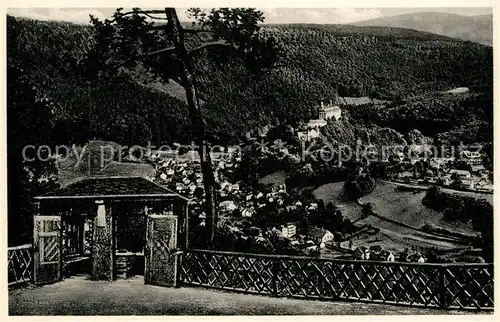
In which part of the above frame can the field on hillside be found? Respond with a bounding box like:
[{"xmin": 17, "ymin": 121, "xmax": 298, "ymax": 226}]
[
  {"xmin": 312, "ymin": 182, "xmax": 360, "ymax": 220},
  {"xmin": 313, "ymin": 181, "xmax": 483, "ymax": 253},
  {"xmin": 362, "ymin": 182, "xmax": 479, "ymax": 234}
]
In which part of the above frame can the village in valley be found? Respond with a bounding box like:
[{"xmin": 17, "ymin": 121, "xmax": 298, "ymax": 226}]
[
  {"xmin": 51, "ymin": 92, "xmax": 492, "ymax": 266},
  {"xmin": 7, "ymin": 6, "xmax": 494, "ymax": 315}
]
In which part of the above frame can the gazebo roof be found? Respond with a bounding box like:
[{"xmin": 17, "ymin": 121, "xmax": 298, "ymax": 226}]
[{"xmin": 35, "ymin": 176, "xmax": 189, "ymax": 201}]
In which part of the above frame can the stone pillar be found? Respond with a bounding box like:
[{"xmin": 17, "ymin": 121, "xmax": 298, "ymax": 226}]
[{"xmin": 91, "ymin": 200, "xmax": 114, "ymax": 281}]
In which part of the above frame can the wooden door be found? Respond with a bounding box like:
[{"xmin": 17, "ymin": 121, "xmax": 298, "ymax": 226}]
[
  {"xmin": 34, "ymin": 216, "xmax": 62, "ymax": 285},
  {"xmin": 144, "ymin": 215, "xmax": 178, "ymax": 286}
]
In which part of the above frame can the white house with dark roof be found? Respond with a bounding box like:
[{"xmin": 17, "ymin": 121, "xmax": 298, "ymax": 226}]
[{"xmin": 307, "ymin": 226, "xmax": 334, "ymax": 248}]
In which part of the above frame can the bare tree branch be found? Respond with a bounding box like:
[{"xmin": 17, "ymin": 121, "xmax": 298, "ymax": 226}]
[
  {"xmin": 120, "ymin": 10, "xmax": 168, "ymax": 20},
  {"xmin": 103, "ymin": 10, "xmax": 168, "ymax": 23},
  {"xmin": 188, "ymin": 41, "xmax": 234, "ymax": 60},
  {"xmin": 123, "ymin": 10, "xmax": 166, "ymax": 15},
  {"xmin": 140, "ymin": 46, "xmax": 176, "ymax": 57}
]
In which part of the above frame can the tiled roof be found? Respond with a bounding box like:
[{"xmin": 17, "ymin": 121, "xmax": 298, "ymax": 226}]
[
  {"xmin": 39, "ymin": 176, "xmax": 185, "ymax": 199},
  {"xmin": 307, "ymin": 119, "xmax": 327, "ymax": 128},
  {"xmin": 323, "ymin": 105, "xmax": 341, "ymax": 113},
  {"xmin": 101, "ymin": 162, "xmax": 155, "ymax": 178},
  {"xmin": 450, "ymin": 169, "xmax": 471, "ymax": 176}
]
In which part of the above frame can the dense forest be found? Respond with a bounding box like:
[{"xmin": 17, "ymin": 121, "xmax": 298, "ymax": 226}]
[
  {"xmin": 422, "ymin": 186, "xmax": 493, "ymax": 261},
  {"xmin": 7, "ymin": 16, "xmax": 493, "ymax": 147},
  {"xmin": 348, "ymin": 91, "xmax": 493, "ymax": 145}
]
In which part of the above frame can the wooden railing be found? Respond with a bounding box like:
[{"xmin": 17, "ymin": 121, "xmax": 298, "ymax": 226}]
[
  {"xmin": 8, "ymin": 244, "xmax": 33, "ymax": 286},
  {"xmin": 179, "ymin": 249, "xmax": 494, "ymax": 310}
]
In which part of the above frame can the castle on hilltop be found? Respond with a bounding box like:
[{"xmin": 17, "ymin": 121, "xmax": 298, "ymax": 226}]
[
  {"xmin": 318, "ymin": 100, "xmax": 342, "ymax": 121},
  {"xmin": 297, "ymin": 99, "xmax": 342, "ymax": 141}
]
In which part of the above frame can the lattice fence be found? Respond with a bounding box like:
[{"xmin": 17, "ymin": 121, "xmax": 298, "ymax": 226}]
[
  {"xmin": 8, "ymin": 244, "xmax": 33, "ymax": 286},
  {"xmin": 180, "ymin": 250, "xmax": 494, "ymax": 310}
]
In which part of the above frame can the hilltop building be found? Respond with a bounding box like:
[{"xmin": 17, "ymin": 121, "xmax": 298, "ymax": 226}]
[
  {"xmin": 318, "ymin": 100, "xmax": 342, "ymax": 121},
  {"xmin": 297, "ymin": 100, "xmax": 342, "ymax": 141}
]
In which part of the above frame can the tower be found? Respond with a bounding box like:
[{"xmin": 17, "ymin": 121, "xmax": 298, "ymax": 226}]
[{"xmin": 318, "ymin": 101, "xmax": 326, "ymax": 120}]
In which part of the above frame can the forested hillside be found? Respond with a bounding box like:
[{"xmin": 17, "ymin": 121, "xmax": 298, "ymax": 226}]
[
  {"xmin": 348, "ymin": 91, "xmax": 493, "ymax": 145},
  {"xmin": 7, "ymin": 16, "xmax": 493, "ymax": 147}
]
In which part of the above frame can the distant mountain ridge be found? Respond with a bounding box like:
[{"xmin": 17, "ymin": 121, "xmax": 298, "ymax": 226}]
[{"xmin": 352, "ymin": 12, "xmax": 492, "ymax": 46}]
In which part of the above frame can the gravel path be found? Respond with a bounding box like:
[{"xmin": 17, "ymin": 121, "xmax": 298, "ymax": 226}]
[{"xmin": 9, "ymin": 276, "xmax": 489, "ymax": 315}]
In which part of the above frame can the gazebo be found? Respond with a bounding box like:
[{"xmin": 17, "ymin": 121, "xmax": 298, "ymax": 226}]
[{"xmin": 34, "ymin": 176, "xmax": 189, "ymax": 286}]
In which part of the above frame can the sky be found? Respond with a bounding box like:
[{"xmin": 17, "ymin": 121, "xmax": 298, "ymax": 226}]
[{"xmin": 6, "ymin": 7, "xmax": 493, "ymax": 25}]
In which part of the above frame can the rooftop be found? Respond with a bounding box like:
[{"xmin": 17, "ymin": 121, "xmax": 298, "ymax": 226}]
[
  {"xmin": 101, "ymin": 162, "xmax": 155, "ymax": 178},
  {"xmin": 450, "ymin": 169, "xmax": 471, "ymax": 176},
  {"xmin": 36, "ymin": 176, "xmax": 188, "ymax": 201},
  {"xmin": 321, "ymin": 105, "xmax": 341, "ymax": 112},
  {"xmin": 461, "ymin": 151, "xmax": 481, "ymax": 158}
]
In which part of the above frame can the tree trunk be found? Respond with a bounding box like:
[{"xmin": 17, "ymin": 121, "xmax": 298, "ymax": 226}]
[{"xmin": 166, "ymin": 8, "xmax": 217, "ymax": 249}]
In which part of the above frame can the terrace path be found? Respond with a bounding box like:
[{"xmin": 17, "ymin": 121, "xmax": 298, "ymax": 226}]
[{"xmin": 9, "ymin": 276, "xmax": 487, "ymax": 315}]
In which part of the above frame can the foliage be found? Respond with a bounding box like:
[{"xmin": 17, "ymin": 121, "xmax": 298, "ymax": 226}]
[
  {"xmin": 286, "ymin": 162, "xmax": 349, "ymax": 190},
  {"xmin": 343, "ymin": 173, "xmax": 376, "ymax": 201},
  {"xmin": 7, "ymin": 61, "xmax": 60, "ymax": 245},
  {"xmin": 422, "ymin": 186, "xmax": 493, "ymax": 261},
  {"xmin": 349, "ymin": 92, "xmax": 493, "ymax": 145},
  {"xmin": 362, "ymin": 202, "xmax": 374, "ymax": 219},
  {"xmin": 6, "ymin": 15, "xmax": 493, "ymax": 147},
  {"xmin": 420, "ymin": 223, "xmax": 479, "ymax": 243},
  {"xmin": 264, "ymin": 24, "xmax": 491, "ymax": 99},
  {"xmin": 187, "ymin": 8, "xmax": 280, "ymax": 74}
]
